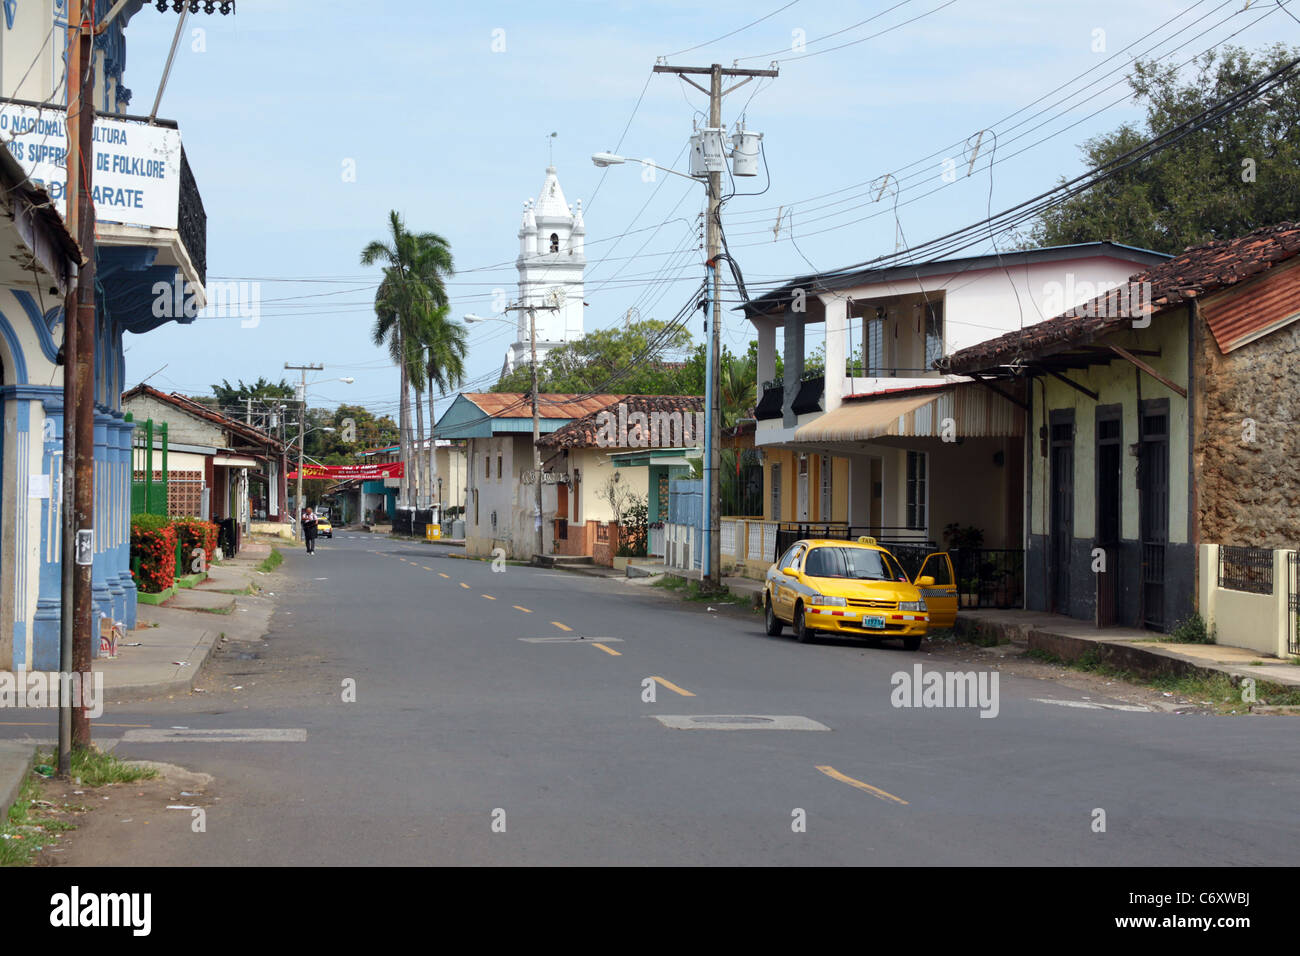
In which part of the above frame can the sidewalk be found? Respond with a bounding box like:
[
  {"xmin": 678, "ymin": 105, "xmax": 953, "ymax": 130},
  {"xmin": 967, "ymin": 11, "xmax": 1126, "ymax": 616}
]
[
  {"xmin": 0, "ymin": 541, "xmax": 282, "ymax": 821},
  {"xmin": 956, "ymin": 608, "xmax": 1300, "ymax": 690}
]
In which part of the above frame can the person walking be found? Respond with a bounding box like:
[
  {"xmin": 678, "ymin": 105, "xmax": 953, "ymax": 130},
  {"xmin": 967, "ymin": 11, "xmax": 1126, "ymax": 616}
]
[{"xmin": 302, "ymin": 505, "xmax": 319, "ymax": 555}]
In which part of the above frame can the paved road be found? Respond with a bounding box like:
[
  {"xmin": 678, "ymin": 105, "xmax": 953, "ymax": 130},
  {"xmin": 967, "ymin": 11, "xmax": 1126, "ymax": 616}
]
[{"xmin": 8, "ymin": 532, "xmax": 1300, "ymax": 865}]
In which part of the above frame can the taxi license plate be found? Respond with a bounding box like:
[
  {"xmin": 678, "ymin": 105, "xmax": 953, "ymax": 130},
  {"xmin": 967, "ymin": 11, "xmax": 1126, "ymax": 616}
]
[{"xmin": 860, "ymin": 616, "xmax": 885, "ymax": 629}]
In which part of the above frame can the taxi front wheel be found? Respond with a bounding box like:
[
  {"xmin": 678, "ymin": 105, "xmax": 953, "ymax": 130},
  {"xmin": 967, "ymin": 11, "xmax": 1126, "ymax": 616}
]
[
  {"xmin": 794, "ymin": 602, "xmax": 816, "ymax": 644},
  {"xmin": 903, "ymin": 634, "xmax": 923, "ymax": 651}
]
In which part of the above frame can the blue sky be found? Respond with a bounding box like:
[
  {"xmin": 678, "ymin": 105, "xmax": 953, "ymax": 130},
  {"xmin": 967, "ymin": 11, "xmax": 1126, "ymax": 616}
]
[{"xmin": 117, "ymin": 0, "xmax": 1296, "ymax": 422}]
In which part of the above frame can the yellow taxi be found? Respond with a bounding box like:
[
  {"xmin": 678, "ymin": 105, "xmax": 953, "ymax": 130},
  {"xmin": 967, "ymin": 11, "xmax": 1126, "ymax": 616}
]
[
  {"xmin": 763, "ymin": 537, "xmax": 957, "ymax": 650},
  {"xmin": 316, "ymin": 509, "xmax": 333, "ymax": 539}
]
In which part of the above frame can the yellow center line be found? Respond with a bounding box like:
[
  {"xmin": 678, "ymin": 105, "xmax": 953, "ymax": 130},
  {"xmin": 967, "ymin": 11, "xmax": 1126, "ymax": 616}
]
[
  {"xmin": 651, "ymin": 676, "xmax": 695, "ymax": 697},
  {"xmin": 422, "ymin": 566, "xmax": 434, "ymax": 571},
  {"xmin": 459, "ymin": 582, "xmax": 471, "ymax": 589},
  {"xmin": 815, "ymin": 765, "xmax": 909, "ymax": 805},
  {"xmin": 551, "ymin": 621, "xmax": 572, "ymax": 632},
  {"xmin": 591, "ymin": 642, "xmax": 621, "ymax": 656},
  {"xmin": 482, "ymin": 594, "xmax": 496, "ymax": 600},
  {"xmin": 439, "ymin": 573, "xmax": 450, "ymax": 579},
  {"xmin": 513, "ymin": 605, "xmax": 532, "ymax": 613}
]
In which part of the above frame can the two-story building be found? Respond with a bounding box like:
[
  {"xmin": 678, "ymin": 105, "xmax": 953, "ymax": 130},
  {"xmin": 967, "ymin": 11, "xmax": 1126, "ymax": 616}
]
[
  {"xmin": 741, "ymin": 243, "xmax": 1170, "ymax": 577},
  {"xmin": 0, "ymin": 1, "xmax": 209, "ymax": 670}
]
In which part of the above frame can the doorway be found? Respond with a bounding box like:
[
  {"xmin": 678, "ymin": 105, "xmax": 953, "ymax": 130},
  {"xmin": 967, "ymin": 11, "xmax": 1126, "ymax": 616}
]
[
  {"xmin": 1138, "ymin": 400, "xmax": 1169, "ymax": 631},
  {"xmin": 1049, "ymin": 410, "xmax": 1075, "ymax": 615},
  {"xmin": 1095, "ymin": 407, "xmax": 1122, "ymax": 626}
]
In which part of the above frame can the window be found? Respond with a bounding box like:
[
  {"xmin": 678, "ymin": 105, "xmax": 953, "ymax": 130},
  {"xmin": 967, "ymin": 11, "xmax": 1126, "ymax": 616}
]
[
  {"xmin": 779, "ymin": 544, "xmax": 805, "ymax": 571},
  {"xmin": 805, "ymin": 547, "xmax": 905, "ymax": 582},
  {"xmin": 906, "ymin": 450, "xmax": 927, "ymax": 530},
  {"xmin": 770, "ymin": 462, "xmax": 782, "ymax": 519},
  {"xmin": 473, "ymin": 489, "xmax": 479, "ymax": 526},
  {"xmin": 497, "ymin": 454, "xmax": 503, "ymax": 482},
  {"xmin": 865, "ymin": 316, "xmax": 884, "ymax": 376},
  {"xmin": 550, "ymin": 233, "xmax": 559, "ymax": 253},
  {"xmin": 924, "ymin": 301, "xmax": 944, "ymax": 370}
]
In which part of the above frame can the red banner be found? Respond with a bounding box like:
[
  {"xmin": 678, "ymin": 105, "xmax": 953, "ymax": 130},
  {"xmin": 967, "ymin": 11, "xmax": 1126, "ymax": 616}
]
[{"xmin": 287, "ymin": 462, "xmax": 404, "ymax": 481}]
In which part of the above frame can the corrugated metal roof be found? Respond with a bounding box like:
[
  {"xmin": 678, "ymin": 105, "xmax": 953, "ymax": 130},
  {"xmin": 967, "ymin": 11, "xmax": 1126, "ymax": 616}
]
[
  {"xmin": 1200, "ymin": 257, "xmax": 1300, "ymax": 352},
  {"xmin": 462, "ymin": 393, "xmax": 626, "ymax": 420}
]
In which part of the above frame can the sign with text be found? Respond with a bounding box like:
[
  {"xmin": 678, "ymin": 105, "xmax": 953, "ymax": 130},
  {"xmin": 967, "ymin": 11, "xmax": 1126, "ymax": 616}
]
[
  {"xmin": 288, "ymin": 462, "xmax": 405, "ymax": 481},
  {"xmin": 0, "ymin": 105, "xmax": 182, "ymax": 229}
]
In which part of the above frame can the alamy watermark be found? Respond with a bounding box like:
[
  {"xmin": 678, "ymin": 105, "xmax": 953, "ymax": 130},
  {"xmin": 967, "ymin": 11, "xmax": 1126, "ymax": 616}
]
[
  {"xmin": 890, "ymin": 664, "xmax": 999, "ymax": 718},
  {"xmin": 0, "ymin": 670, "xmax": 104, "ymax": 719},
  {"xmin": 1041, "ymin": 276, "xmax": 1154, "ymax": 327},
  {"xmin": 151, "ymin": 275, "xmax": 262, "ymax": 328},
  {"xmin": 594, "ymin": 402, "xmax": 705, "ymax": 448}
]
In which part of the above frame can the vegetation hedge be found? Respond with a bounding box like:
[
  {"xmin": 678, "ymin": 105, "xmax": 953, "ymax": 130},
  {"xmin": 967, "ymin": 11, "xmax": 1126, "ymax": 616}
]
[{"xmin": 130, "ymin": 514, "xmax": 177, "ymax": 594}]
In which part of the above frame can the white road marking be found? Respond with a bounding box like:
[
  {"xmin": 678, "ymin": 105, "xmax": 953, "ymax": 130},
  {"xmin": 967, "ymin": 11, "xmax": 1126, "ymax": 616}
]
[
  {"xmin": 518, "ymin": 636, "xmax": 624, "ymax": 643},
  {"xmin": 650, "ymin": 715, "xmax": 830, "ymax": 731},
  {"xmin": 1031, "ymin": 698, "xmax": 1150, "ymax": 712},
  {"xmin": 122, "ymin": 728, "xmax": 308, "ymax": 743}
]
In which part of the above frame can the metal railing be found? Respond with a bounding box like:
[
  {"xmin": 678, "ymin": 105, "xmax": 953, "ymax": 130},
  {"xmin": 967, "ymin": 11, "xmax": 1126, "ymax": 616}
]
[
  {"xmin": 950, "ymin": 548, "xmax": 1025, "ymax": 609},
  {"xmin": 179, "ymin": 148, "xmax": 207, "ymax": 285},
  {"xmin": 1218, "ymin": 545, "xmax": 1274, "ymax": 594}
]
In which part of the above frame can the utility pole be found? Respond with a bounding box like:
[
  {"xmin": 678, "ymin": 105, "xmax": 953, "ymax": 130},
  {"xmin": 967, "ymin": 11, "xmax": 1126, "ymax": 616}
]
[
  {"xmin": 651, "ymin": 62, "xmax": 777, "ymax": 588},
  {"xmin": 58, "ymin": 0, "xmax": 98, "ymax": 759},
  {"xmin": 285, "ymin": 363, "xmax": 323, "ymax": 528},
  {"xmin": 503, "ymin": 302, "xmax": 558, "ymax": 562}
]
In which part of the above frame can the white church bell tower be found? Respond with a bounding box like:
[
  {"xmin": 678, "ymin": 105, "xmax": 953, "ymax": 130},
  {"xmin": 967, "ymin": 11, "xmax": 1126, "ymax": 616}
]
[{"xmin": 506, "ymin": 165, "xmax": 586, "ymax": 375}]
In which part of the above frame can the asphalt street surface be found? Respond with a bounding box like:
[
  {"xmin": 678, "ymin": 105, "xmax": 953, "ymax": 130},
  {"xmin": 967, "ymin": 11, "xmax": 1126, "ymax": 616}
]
[{"xmin": 7, "ymin": 532, "xmax": 1300, "ymax": 865}]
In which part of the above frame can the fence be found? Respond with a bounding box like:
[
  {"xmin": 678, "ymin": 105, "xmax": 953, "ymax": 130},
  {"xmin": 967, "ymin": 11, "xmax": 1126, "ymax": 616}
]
[
  {"xmin": 1218, "ymin": 545, "xmax": 1274, "ymax": 594},
  {"xmin": 129, "ymin": 417, "xmax": 169, "ymax": 516},
  {"xmin": 950, "ymin": 548, "xmax": 1025, "ymax": 609},
  {"xmin": 720, "ymin": 448, "xmax": 763, "ymax": 517},
  {"xmin": 1200, "ymin": 544, "xmax": 1297, "ymax": 658}
]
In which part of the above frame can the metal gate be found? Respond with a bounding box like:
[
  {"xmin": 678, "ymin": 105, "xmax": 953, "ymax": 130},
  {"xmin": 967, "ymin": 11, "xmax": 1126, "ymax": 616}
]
[
  {"xmin": 1288, "ymin": 551, "xmax": 1298, "ymax": 656},
  {"xmin": 1049, "ymin": 412, "xmax": 1074, "ymax": 614},
  {"xmin": 129, "ymin": 416, "xmax": 169, "ymax": 515},
  {"xmin": 1138, "ymin": 402, "xmax": 1169, "ymax": 631}
]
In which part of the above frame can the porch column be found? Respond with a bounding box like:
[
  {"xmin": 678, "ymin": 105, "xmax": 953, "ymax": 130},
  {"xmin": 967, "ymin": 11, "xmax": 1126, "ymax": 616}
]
[
  {"xmin": 783, "ymin": 315, "xmax": 804, "ymax": 427},
  {"xmin": 114, "ymin": 417, "xmax": 138, "ymax": 628},
  {"xmin": 92, "ymin": 412, "xmax": 115, "ymax": 647},
  {"xmin": 821, "ymin": 295, "xmax": 847, "ymax": 413},
  {"xmin": 756, "ymin": 320, "xmax": 777, "ymax": 391}
]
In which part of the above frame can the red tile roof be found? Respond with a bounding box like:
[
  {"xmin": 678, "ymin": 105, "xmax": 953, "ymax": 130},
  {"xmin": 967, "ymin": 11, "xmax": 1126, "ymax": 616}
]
[
  {"xmin": 121, "ymin": 384, "xmax": 289, "ymax": 453},
  {"xmin": 941, "ymin": 222, "xmax": 1300, "ymax": 372}
]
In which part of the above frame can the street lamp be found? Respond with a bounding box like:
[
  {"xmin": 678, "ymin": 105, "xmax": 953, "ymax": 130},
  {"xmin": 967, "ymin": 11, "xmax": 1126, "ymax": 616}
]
[
  {"xmin": 591, "ymin": 152, "xmax": 696, "ymax": 181},
  {"xmin": 464, "ymin": 299, "xmax": 559, "ymax": 563},
  {"xmin": 285, "ymin": 365, "xmax": 354, "ymax": 528}
]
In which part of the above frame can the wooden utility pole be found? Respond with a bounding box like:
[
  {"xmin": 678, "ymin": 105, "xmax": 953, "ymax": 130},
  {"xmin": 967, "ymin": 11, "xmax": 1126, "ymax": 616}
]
[
  {"xmin": 61, "ymin": 0, "xmax": 97, "ymax": 756},
  {"xmin": 651, "ymin": 62, "xmax": 776, "ymax": 588},
  {"xmin": 504, "ymin": 302, "xmax": 558, "ymax": 562},
  {"xmin": 286, "ymin": 363, "xmax": 323, "ymax": 523}
]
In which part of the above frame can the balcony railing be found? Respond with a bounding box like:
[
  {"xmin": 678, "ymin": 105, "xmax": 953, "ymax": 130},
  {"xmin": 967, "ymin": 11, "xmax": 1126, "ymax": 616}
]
[{"xmin": 179, "ymin": 147, "xmax": 207, "ymax": 285}]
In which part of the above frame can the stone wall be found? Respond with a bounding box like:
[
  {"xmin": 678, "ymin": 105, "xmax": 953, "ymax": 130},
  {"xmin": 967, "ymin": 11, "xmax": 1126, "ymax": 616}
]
[{"xmin": 1194, "ymin": 311, "xmax": 1300, "ymax": 547}]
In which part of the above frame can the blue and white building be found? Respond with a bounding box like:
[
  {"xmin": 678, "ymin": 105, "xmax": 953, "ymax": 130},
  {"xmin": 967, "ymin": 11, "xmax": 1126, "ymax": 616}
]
[{"xmin": 0, "ymin": 1, "xmax": 207, "ymax": 670}]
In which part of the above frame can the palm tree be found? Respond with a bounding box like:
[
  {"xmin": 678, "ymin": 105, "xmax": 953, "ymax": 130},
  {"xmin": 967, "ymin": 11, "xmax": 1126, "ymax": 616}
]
[
  {"xmin": 421, "ymin": 304, "xmax": 467, "ymax": 502},
  {"xmin": 361, "ymin": 211, "xmax": 455, "ymax": 507}
]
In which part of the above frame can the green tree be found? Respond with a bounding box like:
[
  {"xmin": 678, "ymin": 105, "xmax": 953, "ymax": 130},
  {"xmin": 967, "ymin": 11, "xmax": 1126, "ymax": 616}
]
[
  {"xmin": 1030, "ymin": 44, "xmax": 1300, "ymax": 254},
  {"xmin": 362, "ymin": 211, "xmax": 458, "ymax": 507},
  {"xmin": 492, "ymin": 319, "xmax": 696, "ymax": 395}
]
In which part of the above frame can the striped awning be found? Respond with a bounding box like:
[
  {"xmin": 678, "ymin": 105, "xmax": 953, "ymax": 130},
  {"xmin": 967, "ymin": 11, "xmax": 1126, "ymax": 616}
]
[{"xmin": 792, "ymin": 383, "xmax": 1024, "ymax": 443}]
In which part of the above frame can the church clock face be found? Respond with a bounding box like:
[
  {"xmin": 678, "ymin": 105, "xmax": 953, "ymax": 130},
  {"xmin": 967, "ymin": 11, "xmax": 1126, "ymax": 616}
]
[{"xmin": 546, "ymin": 286, "xmax": 566, "ymax": 309}]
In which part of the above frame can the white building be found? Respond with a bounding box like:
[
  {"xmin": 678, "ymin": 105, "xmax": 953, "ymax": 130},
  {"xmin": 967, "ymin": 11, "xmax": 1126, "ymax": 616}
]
[{"xmin": 505, "ymin": 166, "xmax": 586, "ymax": 375}]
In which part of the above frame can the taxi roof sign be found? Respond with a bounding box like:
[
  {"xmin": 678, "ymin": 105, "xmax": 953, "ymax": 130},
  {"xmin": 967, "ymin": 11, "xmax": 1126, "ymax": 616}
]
[{"xmin": 856, "ymin": 535, "xmax": 877, "ymax": 546}]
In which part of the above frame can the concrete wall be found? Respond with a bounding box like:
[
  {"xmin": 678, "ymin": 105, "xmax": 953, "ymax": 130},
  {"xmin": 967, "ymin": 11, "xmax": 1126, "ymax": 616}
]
[{"xmin": 1199, "ymin": 544, "xmax": 1295, "ymax": 657}]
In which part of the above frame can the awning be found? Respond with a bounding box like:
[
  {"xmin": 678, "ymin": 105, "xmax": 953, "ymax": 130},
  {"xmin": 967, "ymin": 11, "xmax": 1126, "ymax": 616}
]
[
  {"xmin": 793, "ymin": 392, "xmax": 943, "ymax": 443},
  {"xmin": 214, "ymin": 455, "xmax": 259, "ymax": 468}
]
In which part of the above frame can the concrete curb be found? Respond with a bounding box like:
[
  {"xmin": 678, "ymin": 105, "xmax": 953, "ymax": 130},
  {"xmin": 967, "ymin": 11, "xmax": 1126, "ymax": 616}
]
[{"xmin": 0, "ymin": 740, "xmax": 37, "ymax": 824}]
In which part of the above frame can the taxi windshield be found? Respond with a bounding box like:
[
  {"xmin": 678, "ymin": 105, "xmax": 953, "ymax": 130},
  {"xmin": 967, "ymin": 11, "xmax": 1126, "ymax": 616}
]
[{"xmin": 803, "ymin": 546, "xmax": 906, "ymax": 582}]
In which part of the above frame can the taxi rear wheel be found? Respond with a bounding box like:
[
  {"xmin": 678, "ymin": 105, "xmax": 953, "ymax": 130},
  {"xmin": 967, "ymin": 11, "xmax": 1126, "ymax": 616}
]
[
  {"xmin": 764, "ymin": 595, "xmax": 784, "ymax": 636},
  {"xmin": 794, "ymin": 602, "xmax": 815, "ymax": 644}
]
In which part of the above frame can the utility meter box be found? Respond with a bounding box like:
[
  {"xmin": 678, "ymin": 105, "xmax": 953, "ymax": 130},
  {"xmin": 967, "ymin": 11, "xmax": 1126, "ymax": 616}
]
[
  {"xmin": 689, "ymin": 128, "xmax": 727, "ymax": 178},
  {"xmin": 730, "ymin": 129, "xmax": 763, "ymax": 177}
]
